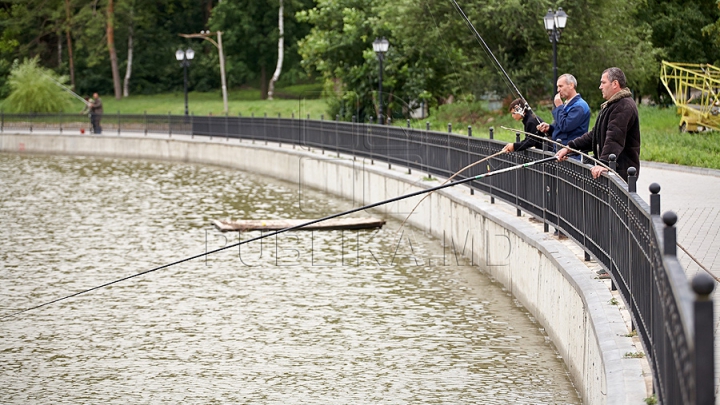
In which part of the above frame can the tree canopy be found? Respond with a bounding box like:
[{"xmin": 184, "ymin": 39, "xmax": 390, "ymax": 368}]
[{"xmin": 1, "ymin": 0, "xmax": 719, "ymax": 116}]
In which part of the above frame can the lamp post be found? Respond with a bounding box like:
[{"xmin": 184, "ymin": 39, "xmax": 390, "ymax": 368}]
[
  {"xmin": 175, "ymin": 48, "xmax": 195, "ymax": 116},
  {"xmin": 179, "ymin": 31, "xmax": 228, "ymax": 114},
  {"xmin": 543, "ymin": 7, "xmax": 568, "ymax": 88},
  {"xmin": 372, "ymin": 37, "xmax": 389, "ymax": 124}
]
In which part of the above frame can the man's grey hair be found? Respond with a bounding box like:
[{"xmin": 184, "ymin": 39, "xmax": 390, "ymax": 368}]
[
  {"xmin": 602, "ymin": 67, "xmax": 627, "ymax": 88},
  {"xmin": 559, "ymin": 73, "xmax": 577, "ymax": 88}
]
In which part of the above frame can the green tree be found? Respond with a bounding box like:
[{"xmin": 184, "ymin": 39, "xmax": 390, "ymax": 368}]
[
  {"xmin": 3, "ymin": 57, "xmax": 73, "ymax": 112},
  {"xmin": 636, "ymin": 0, "xmax": 720, "ymax": 101},
  {"xmin": 209, "ymin": 0, "xmax": 313, "ymax": 99}
]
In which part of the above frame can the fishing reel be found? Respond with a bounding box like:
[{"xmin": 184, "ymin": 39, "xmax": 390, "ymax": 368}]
[{"xmin": 511, "ymin": 104, "xmax": 526, "ymax": 116}]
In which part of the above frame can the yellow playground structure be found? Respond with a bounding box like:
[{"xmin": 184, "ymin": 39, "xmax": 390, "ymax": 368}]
[{"xmin": 660, "ymin": 61, "xmax": 720, "ymax": 132}]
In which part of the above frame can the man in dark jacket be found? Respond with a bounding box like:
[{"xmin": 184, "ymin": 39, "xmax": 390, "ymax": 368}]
[
  {"xmin": 556, "ymin": 67, "xmax": 640, "ymax": 181},
  {"xmin": 502, "ymin": 98, "xmax": 548, "ymax": 153},
  {"xmin": 90, "ymin": 92, "xmax": 103, "ymax": 134}
]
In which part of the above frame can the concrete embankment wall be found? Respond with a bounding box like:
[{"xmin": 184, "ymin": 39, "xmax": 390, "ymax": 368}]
[{"xmin": 0, "ymin": 133, "xmax": 645, "ymax": 404}]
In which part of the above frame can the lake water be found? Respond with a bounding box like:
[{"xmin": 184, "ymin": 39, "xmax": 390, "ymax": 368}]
[{"xmin": 0, "ymin": 153, "xmax": 581, "ymax": 404}]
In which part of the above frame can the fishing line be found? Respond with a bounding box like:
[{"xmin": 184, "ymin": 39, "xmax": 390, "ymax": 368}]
[
  {"xmin": 1, "ymin": 156, "xmax": 558, "ymax": 321},
  {"xmin": 396, "ymin": 150, "xmax": 505, "ymax": 234}
]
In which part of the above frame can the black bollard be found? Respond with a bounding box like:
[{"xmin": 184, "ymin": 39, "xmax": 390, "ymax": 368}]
[
  {"xmin": 650, "ymin": 183, "xmax": 661, "ymax": 216},
  {"xmin": 627, "ymin": 167, "xmax": 637, "ymax": 192},
  {"xmin": 662, "ymin": 211, "xmax": 677, "ymax": 255},
  {"xmin": 693, "ymin": 272, "xmax": 716, "ymax": 405}
]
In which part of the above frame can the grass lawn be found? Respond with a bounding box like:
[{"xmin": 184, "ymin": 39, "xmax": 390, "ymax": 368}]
[
  {"xmin": 0, "ymin": 84, "xmax": 327, "ymax": 118},
  {"xmin": 3, "ymin": 86, "xmax": 718, "ymax": 169}
]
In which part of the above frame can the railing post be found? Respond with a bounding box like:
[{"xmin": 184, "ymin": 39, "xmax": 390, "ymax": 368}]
[
  {"xmin": 59, "ymin": 111, "xmax": 62, "ymax": 134},
  {"xmin": 468, "ymin": 125, "xmax": 472, "ymax": 137},
  {"xmin": 489, "ymin": 127, "xmax": 495, "ymax": 203},
  {"xmin": 515, "ymin": 132, "xmax": 521, "ymax": 216},
  {"xmin": 628, "ymin": 167, "xmax": 637, "ymax": 192},
  {"xmin": 693, "ymin": 272, "xmax": 716, "ymax": 405},
  {"xmin": 191, "ymin": 112, "xmax": 194, "ymax": 139},
  {"xmin": 662, "ymin": 211, "xmax": 677, "ymax": 256},
  {"xmin": 117, "ymin": 110, "xmax": 121, "ymax": 135},
  {"xmin": 609, "ymin": 153, "xmax": 617, "ymax": 172},
  {"xmin": 168, "ymin": 111, "xmax": 172, "ymax": 137},
  {"xmin": 368, "ymin": 116, "xmax": 374, "ymax": 164},
  {"xmin": 448, "ymin": 123, "xmax": 452, "ymax": 133},
  {"xmin": 426, "ymin": 121, "xmax": 430, "ymax": 131},
  {"xmin": 650, "ymin": 183, "xmax": 661, "ymax": 216},
  {"xmin": 407, "ymin": 119, "xmax": 410, "ymax": 128},
  {"xmin": 351, "ymin": 115, "xmax": 356, "ymax": 160},
  {"xmin": 144, "ymin": 111, "xmax": 147, "ymax": 136},
  {"xmin": 1, "ymin": 109, "xmax": 4, "ymax": 133}
]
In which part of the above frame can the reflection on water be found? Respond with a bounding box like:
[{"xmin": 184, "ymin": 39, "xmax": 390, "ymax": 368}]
[{"xmin": 0, "ymin": 153, "xmax": 580, "ymax": 404}]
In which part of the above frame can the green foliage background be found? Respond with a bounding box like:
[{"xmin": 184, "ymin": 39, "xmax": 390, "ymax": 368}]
[
  {"xmin": 3, "ymin": 57, "xmax": 73, "ymax": 112},
  {"xmin": 0, "ymin": 0, "xmax": 719, "ymax": 117}
]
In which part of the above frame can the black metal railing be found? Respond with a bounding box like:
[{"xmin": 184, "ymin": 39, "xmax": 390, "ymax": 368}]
[{"xmin": 1, "ymin": 112, "xmax": 715, "ymax": 404}]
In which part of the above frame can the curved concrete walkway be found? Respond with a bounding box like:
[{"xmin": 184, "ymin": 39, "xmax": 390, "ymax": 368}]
[{"xmin": 636, "ymin": 161, "xmax": 720, "ymax": 403}]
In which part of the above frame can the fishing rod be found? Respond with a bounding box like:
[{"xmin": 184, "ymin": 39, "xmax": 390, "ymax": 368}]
[
  {"xmin": 1, "ymin": 155, "xmax": 558, "ymax": 321},
  {"xmin": 397, "ymin": 150, "xmax": 505, "ymax": 233},
  {"xmin": 449, "ymin": 0, "xmax": 543, "ymax": 125},
  {"xmin": 45, "ymin": 74, "xmax": 91, "ymax": 106},
  {"xmin": 498, "ymin": 125, "xmax": 615, "ymax": 174}
]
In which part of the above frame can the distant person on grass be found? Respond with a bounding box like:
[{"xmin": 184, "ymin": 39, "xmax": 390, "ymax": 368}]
[{"xmin": 556, "ymin": 67, "xmax": 640, "ymax": 181}]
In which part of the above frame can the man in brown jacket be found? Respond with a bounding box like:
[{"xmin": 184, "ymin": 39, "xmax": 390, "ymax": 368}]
[{"xmin": 556, "ymin": 67, "xmax": 640, "ymax": 181}]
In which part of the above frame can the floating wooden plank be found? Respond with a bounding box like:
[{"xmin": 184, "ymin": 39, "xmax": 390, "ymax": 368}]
[{"xmin": 212, "ymin": 217, "xmax": 386, "ymax": 232}]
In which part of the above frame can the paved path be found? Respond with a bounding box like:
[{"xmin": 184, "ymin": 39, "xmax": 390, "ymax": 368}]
[
  {"xmin": 636, "ymin": 161, "xmax": 720, "ymax": 403},
  {"xmin": 636, "ymin": 161, "xmax": 720, "ymax": 279}
]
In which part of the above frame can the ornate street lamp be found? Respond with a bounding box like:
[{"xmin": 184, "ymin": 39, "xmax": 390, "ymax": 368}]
[
  {"xmin": 175, "ymin": 48, "xmax": 195, "ymax": 116},
  {"xmin": 543, "ymin": 8, "xmax": 568, "ymax": 88},
  {"xmin": 372, "ymin": 37, "xmax": 389, "ymax": 124}
]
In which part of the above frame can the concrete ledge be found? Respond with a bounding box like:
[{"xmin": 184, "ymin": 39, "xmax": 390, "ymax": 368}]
[{"xmin": 0, "ymin": 131, "xmax": 647, "ymax": 404}]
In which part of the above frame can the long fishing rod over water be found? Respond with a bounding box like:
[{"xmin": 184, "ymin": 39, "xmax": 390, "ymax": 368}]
[
  {"xmin": 1, "ymin": 156, "xmax": 558, "ymax": 321},
  {"xmin": 45, "ymin": 74, "xmax": 90, "ymax": 106}
]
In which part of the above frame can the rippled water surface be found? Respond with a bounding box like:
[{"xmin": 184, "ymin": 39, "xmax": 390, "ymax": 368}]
[{"xmin": 0, "ymin": 153, "xmax": 580, "ymax": 404}]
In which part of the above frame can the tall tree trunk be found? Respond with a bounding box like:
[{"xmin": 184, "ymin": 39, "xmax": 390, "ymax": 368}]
[
  {"xmin": 107, "ymin": 0, "xmax": 122, "ymax": 99},
  {"xmin": 123, "ymin": 18, "xmax": 134, "ymax": 97},
  {"xmin": 204, "ymin": 0, "xmax": 213, "ymax": 27},
  {"xmin": 64, "ymin": 0, "xmax": 76, "ymax": 89},
  {"xmin": 260, "ymin": 64, "xmax": 268, "ymax": 100},
  {"xmin": 267, "ymin": 0, "xmax": 283, "ymax": 101}
]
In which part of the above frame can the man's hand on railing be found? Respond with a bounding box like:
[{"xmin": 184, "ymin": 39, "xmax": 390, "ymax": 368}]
[
  {"xmin": 591, "ymin": 166, "xmax": 608, "ymax": 179},
  {"xmin": 555, "ymin": 147, "xmax": 570, "ymax": 161}
]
